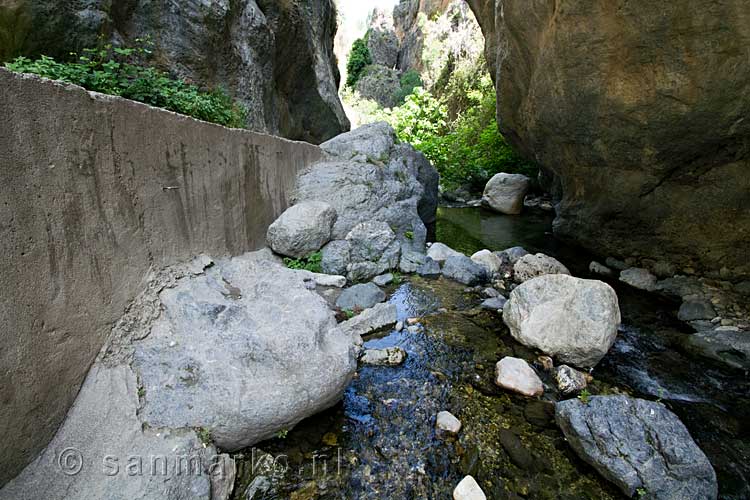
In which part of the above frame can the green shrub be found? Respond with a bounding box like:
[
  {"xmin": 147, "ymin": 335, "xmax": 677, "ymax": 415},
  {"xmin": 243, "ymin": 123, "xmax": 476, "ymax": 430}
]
[
  {"xmin": 4, "ymin": 40, "xmax": 247, "ymax": 128},
  {"xmin": 283, "ymin": 252, "xmax": 323, "ymax": 273},
  {"xmin": 395, "ymin": 70, "xmax": 423, "ymax": 105},
  {"xmin": 345, "ymin": 36, "xmax": 372, "ymax": 89}
]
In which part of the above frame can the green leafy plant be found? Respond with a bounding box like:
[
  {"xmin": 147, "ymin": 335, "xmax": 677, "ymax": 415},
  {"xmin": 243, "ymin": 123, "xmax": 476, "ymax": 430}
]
[
  {"xmin": 578, "ymin": 389, "xmax": 592, "ymax": 404},
  {"xmin": 404, "ymin": 231, "xmax": 414, "ymax": 240},
  {"xmin": 343, "ymin": 309, "xmax": 356, "ymax": 320},
  {"xmin": 4, "ymin": 39, "xmax": 247, "ymax": 128},
  {"xmin": 283, "ymin": 252, "xmax": 323, "ymax": 273},
  {"xmin": 391, "ymin": 271, "xmax": 403, "ymax": 286},
  {"xmin": 275, "ymin": 429, "xmax": 289, "ymax": 439},
  {"xmin": 395, "ymin": 70, "xmax": 423, "ymax": 105},
  {"xmin": 345, "ymin": 35, "xmax": 372, "ymax": 88},
  {"xmin": 196, "ymin": 427, "xmax": 212, "ymax": 446},
  {"xmin": 636, "ymin": 487, "xmax": 647, "ymax": 498}
]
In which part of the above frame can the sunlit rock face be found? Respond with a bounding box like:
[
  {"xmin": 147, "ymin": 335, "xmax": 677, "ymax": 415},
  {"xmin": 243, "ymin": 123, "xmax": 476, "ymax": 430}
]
[
  {"xmin": 468, "ymin": 0, "xmax": 750, "ymax": 278},
  {"xmin": 15, "ymin": 0, "xmax": 350, "ymax": 143}
]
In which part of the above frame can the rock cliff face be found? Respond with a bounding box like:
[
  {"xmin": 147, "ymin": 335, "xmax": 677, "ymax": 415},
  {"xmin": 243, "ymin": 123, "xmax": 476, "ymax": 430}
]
[
  {"xmin": 16, "ymin": 0, "xmax": 349, "ymax": 143},
  {"xmin": 468, "ymin": 0, "xmax": 750, "ymax": 278}
]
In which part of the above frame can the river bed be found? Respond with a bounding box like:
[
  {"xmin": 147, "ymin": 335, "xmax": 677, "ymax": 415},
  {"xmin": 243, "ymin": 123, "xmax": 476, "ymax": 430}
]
[{"xmin": 232, "ymin": 207, "xmax": 749, "ymax": 500}]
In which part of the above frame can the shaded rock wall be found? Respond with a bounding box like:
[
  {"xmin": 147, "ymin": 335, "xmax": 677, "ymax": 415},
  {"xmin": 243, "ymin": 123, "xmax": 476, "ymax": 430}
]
[
  {"xmin": 468, "ymin": 0, "xmax": 750, "ymax": 278},
  {"xmin": 0, "ymin": 68, "xmax": 323, "ymax": 484},
  {"xmin": 12, "ymin": 0, "xmax": 350, "ymax": 143}
]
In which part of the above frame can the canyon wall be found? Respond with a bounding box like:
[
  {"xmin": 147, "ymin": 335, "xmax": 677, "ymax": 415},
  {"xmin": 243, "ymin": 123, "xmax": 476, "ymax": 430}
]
[
  {"xmin": 468, "ymin": 0, "xmax": 750, "ymax": 278},
  {"xmin": 0, "ymin": 68, "xmax": 324, "ymax": 483},
  {"xmin": 7, "ymin": 0, "xmax": 350, "ymax": 143}
]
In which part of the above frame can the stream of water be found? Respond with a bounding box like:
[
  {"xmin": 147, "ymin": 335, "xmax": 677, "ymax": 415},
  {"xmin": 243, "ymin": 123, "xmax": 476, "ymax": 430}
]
[{"xmin": 232, "ymin": 207, "xmax": 749, "ymax": 500}]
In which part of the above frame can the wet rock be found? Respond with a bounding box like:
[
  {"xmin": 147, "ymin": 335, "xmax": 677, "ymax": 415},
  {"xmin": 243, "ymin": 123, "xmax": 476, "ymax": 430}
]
[
  {"xmin": 482, "ymin": 173, "xmax": 531, "ymax": 215},
  {"xmin": 321, "ymin": 240, "xmax": 351, "ymax": 276},
  {"xmin": 589, "ymin": 261, "xmax": 614, "ymax": 277},
  {"xmin": 132, "ymin": 253, "xmax": 356, "ymax": 450},
  {"xmin": 436, "ymin": 411, "xmax": 462, "ymax": 436},
  {"xmin": 678, "ymin": 300, "xmax": 717, "ymax": 322},
  {"xmin": 360, "ymin": 347, "xmax": 407, "ymax": 366},
  {"xmin": 427, "ymin": 242, "xmax": 463, "ymax": 263},
  {"xmin": 471, "ymin": 249, "xmax": 503, "ymax": 275},
  {"xmin": 336, "ymin": 283, "xmax": 387, "ymax": 311},
  {"xmin": 619, "ymin": 268, "xmax": 658, "ymax": 292},
  {"xmin": 453, "ymin": 475, "xmax": 487, "ymax": 500},
  {"xmin": 400, "ymin": 250, "xmax": 426, "ymax": 273},
  {"xmin": 480, "ymin": 297, "xmax": 507, "ymax": 311},
  {"xmin": 553, "ymin": 365, "xmax": 589, "ymax": 395},
  {"xmin": 442, "ymin": 255, "xmax": 488, "ymax": 286},
  {"xmin": 524, "ymin": 400, "xmax": 556, "ymax": 429},
  {"xmin": 267, "ymin": 201, "xmax": 336, "ymax": 258},
  {"xmin": 417, "ymin": 257, "xmax": 442, "ymax": 277},
  {"xmin": 345, "ymin": 221, "xmax": 401, "ymax": 282},
  {"xmin": 499, "ymin": 246, "xmax": 529, "ymax": 265},
  {"xmin": 681, "ymin": 329, "xmax": 750, "ymax": 371},
  {"xmin": 513, "ymin": 253, "xmax": 571, "ymax": 283},
  {"xmin": 494, "ymin": 357, "xmax": 544, "ymax": 397},
  {"xmin": 605, "ymin": 257, "xmax": 629, "ymax": 271},
  {"xmin": 537, "ymin": 356, "xmax": 554, "ymax": 372},
  {"xmin": 499, "ymin": 429, "xmax": 535, "ymax": 471},
  {"xmin": 339, "ymin": 303, "xmax": 398, "ymax": 340},
  {"xmin": 555, "ymin": 396, "xmax": 718, "ymax": 499},
  {"xmin": 503, "ymin": 274, "xmax": 621, "ymax": 368},
  {"xmin": 481, "ymin": 287, "xmax": 500, "ymax": 298},
  {"xmin": 373, "ymin": 273, "xmax": 395, "ymax": 287}
]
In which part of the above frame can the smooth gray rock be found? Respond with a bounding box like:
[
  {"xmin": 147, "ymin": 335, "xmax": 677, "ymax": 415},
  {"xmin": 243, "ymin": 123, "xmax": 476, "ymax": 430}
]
[
  {"xmin": 339, "ymin": 303, "xmax": 398, "ymax": 340},
  {"xmin": 0, "ymin": 364, "xmax": 217, "ymax": 500},
  {"xmin": 453, "ymin": 475, "xmax": 487, "ymax": 500},
  {"xmin": 442, "ymin": 255, "xmax": 488, "ymax": 286},
  {"xmin": 298, "ymin": 123, "xmax": 437, "ymax": 251},
  {"xmin": 471, "ymin": 249, "xmax": 503, "ymax": 275},
  {"xmin": 133, "ymin": 254, "xmax": 356, "ymax": 451},
  {"xmin": 620, "ymin": 267, "xmax": 658, "ymax": 292},
  {"xmin": 336, "ymin": 283, "xmax": 387, "ymax": 311},
  {"xmin": 513, "ymin": 253, "xmax": 571, "ymax": 283},
  {"xmin": 360, "ymin": 347, "xmax": 407, "ymax": 366},
  {"xmin": 500, "ymin": 246, "xmax": 529, "ymax": 264},
  {"xmin": 681, "ymin": 329, "xmax": 750, "ymax": 371},
  {"xmin": 373, "ymin": 273, "xmax": 395, "ymax": 287},
  {"xmin": 482, "ymin": 173, "xmax": 531, "ymax": 215},
  {"xmin": 345, "ymin": 221, "xmax": 401, "ymax": 281},
  {"xmin": 481, "ymin": 297, "xmax": 507, "ymax": 311},
  {"xmin": 504, "ymin": 274, "xmax": 621, "ymax": 368},
  {"xmin": 417, "ymin": 257, "xmax": 442, "ymax": 277},
  {"xmin": 436, "ymin": 411, "xmax": 462, "ymax": 435},
  {"xmin": 267, "ymin": 201, "xmax": 336, "ymax": 259},
  {"xmin": 589, "ymin": 261, "xmax": 614, "ymax": 277},
  {"xmin": 494, "ymin": 357, "xmax": 544, "ymax": 397},
  {"xmin": 553, "ymin": 365, "xmax": 589, "ymax": 395},
  {"xmin": 400, "ymin": 250, "xmax": 426, "ymax": 273},
  {"xmin": 321, "ymin": 240, "xmax": 351, "ymax": 276},
  {"xmin": 427, "ymin": 242, "xmax": 463, "ymax": 263},
  {"xmin": 556, "ymin": 396, "xmax": 718, "ymax": 499},
  {"xmin": 677, "ymin": 300, "xmax": 717, "ymax": 322}
]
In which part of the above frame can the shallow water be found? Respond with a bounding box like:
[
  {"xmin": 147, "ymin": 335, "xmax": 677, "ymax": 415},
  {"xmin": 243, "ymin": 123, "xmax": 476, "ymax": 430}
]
[{"xmin": 232, "ymin": 207, "xmax": 749, "ymax": 500}]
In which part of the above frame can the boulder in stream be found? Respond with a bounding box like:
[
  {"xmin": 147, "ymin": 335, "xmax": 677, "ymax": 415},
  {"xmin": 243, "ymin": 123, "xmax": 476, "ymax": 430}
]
[
  {"xmin": 336, "ymin": 283, "xmax": 387, "ymax": 311},
  {"xmin": 482, "ymin": 173, "xmax": 531, "ymax": 215},
  {"xmin": 471, "ymin": 249, "xmax": 503, "ymax": 276},
  {"xmin": 442, "ymin": 255, "xmax": 488, "ymax": 286},
  {"xmin": 427, "ymin": 242, "xmax": 463, "ymax": 263},
  {"xmin": 503, "ymin": 274, "xmax": 621, "ymax": 368},
  {"xmin": 556, "ymin": 396, "xmax": 718, "ymax": 499}
]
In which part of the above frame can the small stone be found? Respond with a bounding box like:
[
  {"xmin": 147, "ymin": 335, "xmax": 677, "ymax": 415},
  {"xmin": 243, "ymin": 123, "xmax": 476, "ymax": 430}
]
[
  {"xmin": 407, "ymin": 317, "xmax": 420, "ymax": 325},
  {"xmin": 501, "ymin": 246, "xmax": 529, "ymax": 264},
  {"xmin": 513, "ymin": 253, "xmax": 570, "ymax": 283},
  {"xmin": 481, "ymin": 287, "xmax": 500, "ymax": 298},
  {"xmin": 553, "ymin": 365, "xmax": 589, "ymax": 395},
  {"xmin": 321, "ymin": 432, "xmax": 338, "ymax": 446},
  {"xmin": 427, "ymin": 242, "xmax": 463, "ymax": 263},
  {"xmin": 399, "ymin": 250, "xmax": 426, "ymax": 273},
  {"xmin": 620, "ymin": 267, "xmax": 658, "ymax": 291},
  {"xmin": 678, "ymin": 300, "xmax": 717, "ymax": 322},
  {"xmin": 537, "ymin": 356, "xmax": 554, "ymax": 372},
  {"xmin": 721, "ymin": 318, "xmax": 734, "ymax": 326},
  {"xmin": 395, "ymin": 321, "xmax": 404, "ymax": 332},
  {"xmin": 336, "ymin": 283, "xmax": 387, "ymax": 310},
  {"xmin": 436, "ymin": 411, "xmax": 462, "ymax": 435},
  {"xmin": 589, "ymin": 261, "xmax": 613, "ymax": 277},
  {"xmin": 481, "ymin": 297, "xmax": 507, "ymax": 311},
  {"xmin": 360, "ymin": 347, "xmax": 407, "ymax": 366},
  {"xmin": 373, "ymin": 273, "xmax": 394, "ymax": 287},
  {"xmin": 605, "ymin": 257, "xmax": 628, "ymax": 271},
  {"xmin": 494, "ymin": 357, "xmax": 544, "ymax": 397},
  {"xmin": 443, "ymin": 255, "xmax": 489, "ymax": 286},
  {"xmin": 471, "ymin": 249, "xmax": 503, "ymax": 275},
  {"xmin": 453, "ymin": 475, "xmax": 486, "ymax": 500}
]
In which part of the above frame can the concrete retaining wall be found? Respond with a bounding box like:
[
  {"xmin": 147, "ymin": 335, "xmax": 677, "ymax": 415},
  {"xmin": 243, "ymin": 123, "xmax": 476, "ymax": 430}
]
[{"xmin": 0, "ymin": 68, "xmax": 324, "ymax": 483}]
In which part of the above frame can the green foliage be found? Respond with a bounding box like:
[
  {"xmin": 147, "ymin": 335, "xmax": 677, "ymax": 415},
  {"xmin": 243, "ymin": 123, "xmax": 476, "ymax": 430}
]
[
  {"xmin": 345, "ymin": 35, "xmax": 372, "ymax": 89},
  {"xmin": 578, "ymin": 389, "xmax": 592, "ymax": 404},
  {"xmin": 395, "ymin": 70, "xmax": 423, "ymax": 105},
  {"xmin": 343, "ymin": 309, "xmax": 356, "ymax": 320},
  {"xmin": 391, "ymin": 271, "xmax": 403, "ymax": 286},
  {"xmin": 4, "ymin": 39, "xmax": 247, "ymax": 128},
  {"xmin": 283, "ymin": 252, "xmax": 323, "ymax": 273},
  {"xmin": 196, "ymin": 427, "xmax": 212, "ymax": 446},
  {"xmin": 404, "ymin": 231, "xmax": 414, "ymax": 240},
  {"xmin": 275, "ymin": 429, "xmax": 289, "ymax": 440}
]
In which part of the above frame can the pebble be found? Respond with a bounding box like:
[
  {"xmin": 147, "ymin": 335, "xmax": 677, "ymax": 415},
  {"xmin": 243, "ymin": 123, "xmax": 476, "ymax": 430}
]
[
  {"xmin": 436, "ymin": 411, "xmax": 462, "ymax": 436},
  {"xmin": 360, "ymin": 348, "xmax": 407, "ymax": 366},
  {"xmin": 453, "ymin": 475, "xmax": 486, "ymax": 500},
  {"xmin": 537, "ymin": 356, "xmax": 554, "ymax": 372},
  {"xmin": 494, "ymin": 357, "xmax": 544, "ymax": 397},
  {"xmin": 554, "ymin": 365, "xmax": 589, "ymax": 395},
  {"xmin": 395, "ymin": 321, "xmax": 404, "ymax": 332},
  {"xmin": 373, "ymin": 273, "xmax": 394, "ymax": 287},
  {"xmin": 481, "ymin": 287, "xmax": 500, "ymax": 298}
]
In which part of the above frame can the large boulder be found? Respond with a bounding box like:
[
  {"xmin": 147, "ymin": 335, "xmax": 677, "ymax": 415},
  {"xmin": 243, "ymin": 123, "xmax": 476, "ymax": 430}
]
[
  {"xmin": 133, "ymin": 253, "xmax": 356, "ymax": 451},
  {"xmin": 18, "ymin": 0, "xmax": 349, "ymax": 142},
  {"xmin": 467, "ymin": 0, "xmax": 750, "ymax": 278},
  {"xmin": 266, "ymin": 202, "xmax": 336, "ymax": 258},
  {"xmin": 513, "ymin": 253, "xmax": 571, "ymax": 283},
  {"xmin": 482, "ymin": 173, "xmax": 531, "ymax": 215},
  {"xmin": 298, "ymin": 123, "xmax": 438, "ymax": 252},
  {"xmin": 427, "ymin": 242, "xmax": 463, "ymax": 263},
  {"xmin": 503, "ymin": 274, "xmax": 621, "ymax": 367},
  {"xmin": 556, "ymin": 396, "xmax": 718, "ymax": 499}
]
